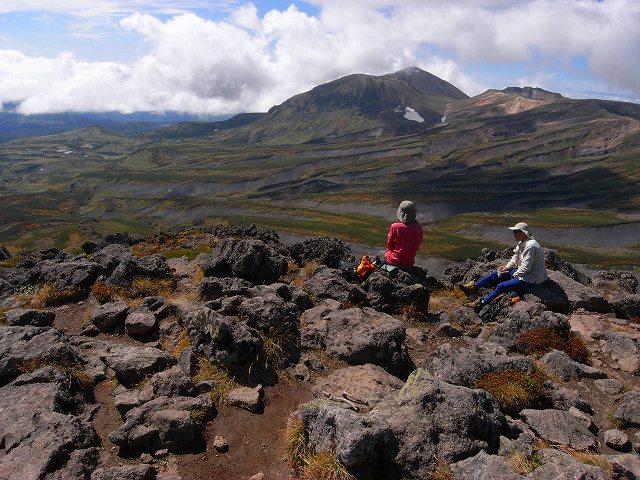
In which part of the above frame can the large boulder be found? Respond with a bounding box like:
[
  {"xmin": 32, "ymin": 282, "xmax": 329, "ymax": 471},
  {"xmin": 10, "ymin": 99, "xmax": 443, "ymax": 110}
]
[
  {"xmin": 198, "ymin": 238, "xmax": 287, "ymax": 285},
  {"xmin": 137, "ymin": 366, "xmax": 197, "ymax": 404},
  {"xmin": 289, "ymin": 236, "xmax": 354, "ymax": 268},
  {"xmin": 594, "ymin": 331, "xmax": 640, "ymax": 375},
  {"xmin": 302, "ymin": 265, "xmax": 366, "ymax": 305},
  {"xmin": 237, "ymin": 293, "xmax": 299, "ymax": 333},
  {"xmin": 300, "ymin": 300, "xmax": 414, "ymax": 378},
  {"xmin": 90, "ymin": 244, "xmax": 134, "ymax": 275},
  {"xmin": 36, "ymin": 259, "xmax": 102, "ymax": 290},
  {"xmin": 107, "ymin": 254, "xmax": 172, "ymax": 287},
  {"xmin": 361, "ymin": 269, "xmax": 430, "ymax": 315},
  {"xmin": 0, "ymin": 367, "xmax": 99, "ymax": 480},
  {"xmin": 4, "ymin": 308, "xmax": 55, "ymax": 327},
  {"xmin": 0, "ymin": 326, "xmax": 79, "ymax": 385},
  {"xmin": 544, "ymin": 249, "xmax": 591, "ymax": 286},
  {"xmin": 614, "ymin": 390, "xmax": 640, "ymax": 427},
  {"xmin": 299, "ymin": 370, "xmax": 507, "ymax": 478},
  {"xmin": 610, "ymin": 293, "xmax": 640, "ymax": 320},
  {"xmin": 592, "ymin": 270, "xmax": 638, "ymax": 294},
  {"xmin": 205, "ymin": 223, "xmax": 281, "ymax": 246},
  {"xmin": 90, "ymin": 301, "xmax": 129, "ymax": 331},
  {"xmin": 451, "ymin": 451, "xmax": 525, "ymax": 480},
  {"xmin": 538, "ymin": 271, "xmax": 610, "ymax": 313},
  {"xmin": 529, "ymin": 448, "xmax": 607, "ymax": 480},
  {"xmin": 538, "ymin": 349, "xmax": 606, "ymax": 381}
]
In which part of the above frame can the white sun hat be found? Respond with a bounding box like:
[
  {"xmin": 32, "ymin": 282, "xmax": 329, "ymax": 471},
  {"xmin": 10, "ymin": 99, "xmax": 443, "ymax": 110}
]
[{"xmin": 508, "ymin": 222, "xmax": 532, "ymax": 238}]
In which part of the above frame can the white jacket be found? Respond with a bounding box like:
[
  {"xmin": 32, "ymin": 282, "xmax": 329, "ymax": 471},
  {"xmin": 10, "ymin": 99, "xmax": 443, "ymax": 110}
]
[{"xmin": 505, "ymin": 237, "xmax": 548, "ymax": 284}]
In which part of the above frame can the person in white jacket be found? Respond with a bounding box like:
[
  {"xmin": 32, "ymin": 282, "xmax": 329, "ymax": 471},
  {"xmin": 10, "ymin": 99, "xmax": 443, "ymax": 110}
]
[{"xmin": 460, "ymin": 222, "xmax": 548, "ymax": 307}]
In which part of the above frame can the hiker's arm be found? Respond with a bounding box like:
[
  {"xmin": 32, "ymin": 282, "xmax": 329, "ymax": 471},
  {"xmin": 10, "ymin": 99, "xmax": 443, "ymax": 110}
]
[
  {"xmin": 504, "ymin": 248, "xmax": 518, "ymax": 270},
  {"xmin": 386, "ymin": 226, "xmax": 396, "ymax": 250},
  {"xmin": 513, "ymin": 244, "xmax": 534, "ymax": 278}
]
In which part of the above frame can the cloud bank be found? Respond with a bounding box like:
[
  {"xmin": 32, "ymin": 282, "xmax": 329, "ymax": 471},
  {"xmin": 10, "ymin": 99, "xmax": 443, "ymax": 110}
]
[{"xmin": 0, "ymin": 0, "xmax": 638, "ymax": 114}]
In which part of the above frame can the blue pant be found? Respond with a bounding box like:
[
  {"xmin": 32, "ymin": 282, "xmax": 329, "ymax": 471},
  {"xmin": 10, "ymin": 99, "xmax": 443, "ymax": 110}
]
[{"xmin": 476, "ymin": 268, "xmax": 533, "ymax": 304}]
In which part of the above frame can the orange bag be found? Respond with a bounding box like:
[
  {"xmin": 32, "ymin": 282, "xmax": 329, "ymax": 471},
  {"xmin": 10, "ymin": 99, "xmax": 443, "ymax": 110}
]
[{"xmin": 356, "ymin": 255, "xmax": 377, "ymax": 278}]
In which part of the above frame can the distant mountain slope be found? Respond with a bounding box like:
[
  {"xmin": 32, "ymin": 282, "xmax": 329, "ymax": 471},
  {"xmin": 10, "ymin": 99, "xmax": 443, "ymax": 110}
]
[
  {"xmin": 216, "ymin": 67, "xmax": 468, "ymax": 144},
  {"xmin": 142, "ymin": 113, "xmax": 264, "ymax": 140}
]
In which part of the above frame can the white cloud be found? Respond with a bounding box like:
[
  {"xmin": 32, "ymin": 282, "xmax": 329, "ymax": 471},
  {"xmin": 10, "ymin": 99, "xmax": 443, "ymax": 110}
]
[{"xmin": 0, "ymin": 0, "xmax": 638, "ymax": 114}]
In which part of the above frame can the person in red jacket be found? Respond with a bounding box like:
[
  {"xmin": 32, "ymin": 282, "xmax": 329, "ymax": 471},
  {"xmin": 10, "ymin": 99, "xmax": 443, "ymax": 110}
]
[{"xmin": 383, "ymin": 200, "xmax": 424, "ymax": 268}]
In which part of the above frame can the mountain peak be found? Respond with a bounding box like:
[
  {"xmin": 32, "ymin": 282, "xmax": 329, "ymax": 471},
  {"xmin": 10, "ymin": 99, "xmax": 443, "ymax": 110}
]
[{"xmin": 501, "ymin": 86, "xmax": 563, "ymax": 101}]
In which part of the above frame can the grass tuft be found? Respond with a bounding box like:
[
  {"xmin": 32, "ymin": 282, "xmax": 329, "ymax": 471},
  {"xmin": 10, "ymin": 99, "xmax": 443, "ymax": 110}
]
[
  {"xmin": 257, "ymin": 324, "xmax": 298, "ymax": 373},
  {"xmin": 301, "ymin": 451, "xmax": 356, "ymax": 480},
  {"xmin": 474, "ymin": 366, "xmax": 548, "ymax": 412},
  {"xmin": 515, "ymin": 327, "xmax": 591, "ymax": 364},
  {"xmin": 91, "ymin": 277, "xmax": 175, "ymax": 303},
  {"xmin": 284, "ymin": 418, "xmax": 310, "ymax": 473},
  {"xmin": 191, "ymin": 356, "xmax": 237, "ymax": 406},
  {"xmin": 557, "ymin": 446, "xmax": 613, "ymax": 479},
  {"xmin": 429, "ymin": 457, "xmax": 453, "ymax": 480},
  {"xmin": 19, "ymin": 357, "xmax": 92, "ymax": 390},
  {"xmin": 31, "ymin": 283, "xmax": 85, "ymax": 307},
  {"xmin": 508, "ymin": 452, "xmax": 543, "ymax": 475}
]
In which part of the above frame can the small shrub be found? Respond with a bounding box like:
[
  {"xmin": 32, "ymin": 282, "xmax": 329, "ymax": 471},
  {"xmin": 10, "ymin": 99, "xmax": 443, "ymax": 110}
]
[
  {"xmin": 474, "ymin": 366, "xmax": 548, "ymax": 412},
  {"xmin": 190, "ymin": 407, "xmax": 208, "ymax": 427},
  {"xmin": 401, "ymin": 302, "xmax": 427, "ymax": 322},
  {"xmin": 91, "ymin": 280, "xmax": 123, "ymax": 303},
  {"xmin": 429, "ymin": 457, "xmax": 454, "ymax": 480},
  {"xmin": 515, "ymin": 327, "xmax": 591, "ymax": 364},
  {"xmin": 32, "ymin": 283, "xmax": 85, "ymax": 307},
  {"xmin": 606, "ymin": 407, "xmax": 624, "ymax": 428},
  {"xmin": 301, "ymin": 451, "xmax": 356, "ymax": 480}
]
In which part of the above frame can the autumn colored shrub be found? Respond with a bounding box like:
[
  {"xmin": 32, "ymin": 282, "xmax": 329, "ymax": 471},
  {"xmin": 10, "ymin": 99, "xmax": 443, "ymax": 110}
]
[
  {"xmin": 474, "ymin": 366, "xmax": 548, "ymax": 412},
  {"xmin": 515, "ymin": 327, "xmax": 591, "ymax": 364}
]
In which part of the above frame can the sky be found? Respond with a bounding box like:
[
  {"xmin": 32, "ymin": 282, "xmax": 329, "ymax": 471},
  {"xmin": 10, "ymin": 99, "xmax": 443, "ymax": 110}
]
[{"xmin": 0, "ymin": 0, "xmax": 638, "ymax": 116}]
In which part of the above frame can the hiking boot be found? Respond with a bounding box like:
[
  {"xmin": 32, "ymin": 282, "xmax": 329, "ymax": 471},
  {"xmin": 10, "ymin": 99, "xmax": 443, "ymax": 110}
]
[
  {"xmin": 464, "ymin": 298, "xmax": 483, "ymax": 310},
  {"xmin": 459, "ymin": 281, "xmax": 477, "ymax": 295}
]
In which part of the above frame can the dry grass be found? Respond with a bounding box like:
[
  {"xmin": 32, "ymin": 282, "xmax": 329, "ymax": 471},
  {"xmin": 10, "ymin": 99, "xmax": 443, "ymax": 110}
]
[
  {"xmin": 31, "ymin": 283, "xmax": 85, "ymax": 307},
  {"xmin": 172, "ymin": 333, "xmax": 191, "ymax": 357},
  {"xmin": 19, "ymin": 357, "xmax": 92, "ymax": 390},
  {"xmin": 515, "ymin": 327, "xmax": 591, "ymax": 364},
  {"xmin": 557, "ymin": 447, "xmax": 613, "ymax": 479},
  {"xmin": 474, "ymin": 366, "xmax": 548, "ymax": 412},
  {"xmin": 429, "ymin": 288, "xmax": 465, "ymax": 316},
  {"xmin": 192, "ymin": 356, "xmax": 237, "ymax": 406},
  {"xmin": 0, "ymin": 308, "xmax": 9, "ymax": 326},
  {"xmin": 193, "ymin": 265, "xmax": 204, "ymax": 284},
  {"xmin": 429, "ymin": 457, "xmax": 454, "ymax": 480},
  {"xmin": 284, "ymin": 417, "xmax": 310, "ymax": 473},
  {"xmin": 301, "ymin": 451, "xmax": 356, "ymax": 480},
  {"xmin": 402, "ymin": 302, "xmax": 428, "ymax": 322},
  {"xmin": 91, "ymin": 277, "xmax": 175, "ymax": 304},
  {"xmin": 257, "ymin": 324, "xmax": 298, "ymax": 373},
  {"xmin": 289, "ymin": 260, "xmax": 321, "ymax": 288},
  {"xmin": 508, "ymin": 452, "xmax": 543, "ymax": 475}
]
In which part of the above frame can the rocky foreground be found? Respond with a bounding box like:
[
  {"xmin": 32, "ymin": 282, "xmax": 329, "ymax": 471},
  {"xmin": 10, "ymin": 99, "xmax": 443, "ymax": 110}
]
[{"xmin": 0, "ymin": 225, "xmax": 639, "ymax": 480}]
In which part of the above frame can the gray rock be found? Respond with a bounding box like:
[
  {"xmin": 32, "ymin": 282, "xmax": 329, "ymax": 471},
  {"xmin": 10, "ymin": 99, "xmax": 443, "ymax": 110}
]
[
  {"xmin": 5, "ymin": 308, "xmax": 55, "ymax": 327},
  {"xmin": 114, "ymin": 389, "xmax": 140, "ymax": 416},
  {"xmin": 197, "ymin": 277, "xmax": 223, "ymax": 300},
  {"xmin": 90, "ymin": 301, "xmax": 129, "ymax": 331},
  {"xmin": 300, "ymin": 370, "xmax": 507, "ymax": 478},
  {"xmin": 488, "ymin": 305, "xmax": 571, "ymax": 349},
  {"xmin": 300, "ymin": 300, "xmax": 414, "ymax": 378},
  {"xmin": 0, "ymin": 368, "xmax": 98, "ymax": 480},
  {"xmin": 37, "ymin": 259, "xmax": 102, "ymax": 290},
  {"xmin": 137, "ymin": 366, "xmax": 196, "ymax": 404},
  {"xmin": 529, "ymin": 448, "xmax": 606, "ymax": 480},
  {"xmin": 126, "ymin": 311, "xmax": 157, "ymax": 336},
  {"xmin": 568, "ymin": 407, "xmax": 597, "ymax": 432},
  {"xmin": 539, "ymin": 349, "xmax": 606, "ymax": 381},
  {"xmin": 0, "ymin": 246, "xmax": 11, "ymax": 261},
  {"xmin": 607, "ymin": 454, "xmax": 640, "ymax": 479},
  {"xmin": 433, "ymin": 323, "xmax": 464, "ymax": 337},
  {"xmin": 237, "ymin": 293, "xmax": 299, "ymax": 332},
  {"xmin": 303, "ymin": 265, "xmax": 367, "ymax": 305},
  {"xmin": 423, "ymin": 345, "xmax": 534, "ymax": 387},
  {"xmin": 227, "ymin": 385, "xmax": 263, "ymax": 413},
  {"xmin": 45, "ymin": 447, "xmax": 100, "ymax": 480},
  {"xmin": 520, "ymin": 409, "xmax": 597, "ymax": 450},
  {"xmin": 614, "ymin": 391, "xmax": 640, "ymax": 427},
  {"xmin": 545, "ymin": 250, "xmax": 591, "ymax": 286},
  {"xmin": 100, "ymin": 345, "xmax": 174, "ymax": 386},
  {"xmin": 604, "ymin": 429, "xmax": 631, "ymax": 451},
  {"xmin": 0, "ymin": 326, "xmax": 79, "ymax": 384},
  {"xmin": 542, "ymin": 381, "xmax": 592, "ymax": 414},
  {"xmin": 597, "ymin": 332, "xmax": 640, "ymax": 374},
  {"xmin": 592, "ymin": 270, "xmax": 638, "ymax": 294},
  {"xmin": 293, "ymin": 362, "xmax": 310, "ymax": 380},
  {"xmin": 198, "ymin": 238, "xmax": 287, "ymax": 284},
  {"xmin": 361, "ymin": 268, "xmax": 430, "ymax": 316},
  {"xmin": 546, "ymin": 270, "xmax": 611, "ymax": 313},
  {"xmin": 451, "ymin": 450, "xmax": 525, "ymax": 479},
  {"xmin": 289, "ymin": 236, "xmax": 354, "ymax": 268},
  {"xmin": 213, "ymin": 435, "xmax": 229, "ymax": 452},
  {"xmin": 311, "ymin": 364, "xmax": 404, "ymax": 407},
  {"xmin": 91, "ymin": 464, "xmax": 156, "ymax": 480},
  {"xmin": 139, "ymin": 296, "xmax": 172, "ymax": 319},
  {"xmin": 177, "ymin": 347, "xmax": 197, "ymax": 376},
  {"xmin": 452, "ymin": 306, "xmax": 482, "ymax": 326},
  {"xmin": 610, "ymin": 294, "xmax": 640, "ymax": 320},
  {"xmin": 91, "ymin": 244, "xmax": 135, "ymax": 275},
  {"xmin": 593, "ymin": 378, "xmax": 625, "ymax": 395},
  {"xmin": 109, "ymin": 394, "xmax": 213, "ymax": 451}
]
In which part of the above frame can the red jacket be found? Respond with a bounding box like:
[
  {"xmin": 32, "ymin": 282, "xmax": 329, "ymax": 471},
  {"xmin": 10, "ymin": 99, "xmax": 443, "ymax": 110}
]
[{"xmin": 385, "ymin": 221, "xmax": 423, "ymax": 268}]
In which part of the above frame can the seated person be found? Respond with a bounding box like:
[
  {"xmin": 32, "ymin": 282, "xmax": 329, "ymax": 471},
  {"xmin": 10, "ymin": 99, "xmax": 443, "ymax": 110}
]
[
  {"xmin": 379, "ymin": 200, "xmax": 424, "ymax": 269},
  {"xmin": 461, "ymin": 222, "xmax": 548, "ymax": 308}
]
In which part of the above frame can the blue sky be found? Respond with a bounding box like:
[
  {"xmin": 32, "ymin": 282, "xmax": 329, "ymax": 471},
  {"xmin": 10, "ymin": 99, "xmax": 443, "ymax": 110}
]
[{"xmin": 0, "ymin": 0, "xmax": 638, "ymax": 115}]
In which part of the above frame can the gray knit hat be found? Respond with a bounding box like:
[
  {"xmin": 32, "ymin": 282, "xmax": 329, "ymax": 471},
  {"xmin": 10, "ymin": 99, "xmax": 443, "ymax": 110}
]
[{"xmin": 397, "ymin": 200, "xmax": 417, "ymax": 223}]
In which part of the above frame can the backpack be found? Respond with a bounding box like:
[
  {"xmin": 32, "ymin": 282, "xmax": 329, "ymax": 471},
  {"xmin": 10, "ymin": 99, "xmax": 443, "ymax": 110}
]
[
  {"xmin": 356, "ymin": 255, "xmax": 377, "ymax": 278},
  {"xmin": 478, "ymin": 292, "xmax": 520, "ymax": 322},
  {"xmin": 340, "ymin": 255, "xmax": 379, "ymax": 282}
]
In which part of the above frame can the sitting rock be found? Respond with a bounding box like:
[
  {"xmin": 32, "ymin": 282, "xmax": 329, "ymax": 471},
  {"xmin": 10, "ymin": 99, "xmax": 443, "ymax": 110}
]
[
  {"xmin": 299, "ymin": 370, "xmax": 506, "ymax": 478},
  {"xmin": 100, "ymin": 345, "xmax": 174, "ymax": 386},
  {"xmin": 311, "ymin": 364, "xmax": 404, "ymax": 408},
  {"xmin": 610, "ymin": 293, "xmax": 640, "ymax": 320},
  {"xmin": 595, "ymin": 331, "xmax": 640, "ymax": 375},
  {"xmin": 289, "ymin": 236, "xmax": 354, "ymax": 268},
  {"xmin": 227, "ymin": 385, "xmax": 264, "ymax": 413},
  {"xmin": 90, "ymin": 301, "xmax": 129, "ymax": 331},
  {"xmin": 0, "ymin": 367, "xmax": 99, "ymax": 479},
  {"xmin": 532, "ymin": 271, "xmax": 610, "ymax": 313},
  {"xmin": 300, "ymin": 300, "xmax": 414, "ymax": 378},
  {"xmin": 614, "ymin": 390, "xmax": 640, "ymax": 427},
  {"xmin": 303, "ymin": 265, "xmax": 366, "ymax": 305},
  {"xmin": 0, "ymin": 326, "xmax": 79, "ymax": 384},
  {"xmin": 91, "ymin": 464, "xmax": 156, "ymax": 480},
  {"xmin": 520, "ymin": 409, "xmax": 597, "ymax": 450},
  {"xmin": 198, "ymin": 238, "xmax": 287, "ymax": 285},
  {"xmin": 4, "ymin": 308, "xmax": 55, "ymax": 327},
  {"xmin": 592, "ymin": 270, "xmax": 638, "ymax": 294},
  {"xmin": 107, "ymin": 254, "xmax": 172, "ymax": 287},
  {"xmin": 539, "ymin": 349, "xmax": 606, "ymax": 381},
  {"xmin": 361, "ymin": 269, "xmax": 430, "ymax": 316},
  {"xmin": 109, "ymin": 394, "xmax": 213, "ymax": 452},
  {"xmin": 237, "ymin": 293, "xmax": 298, "ymax": 332}
]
